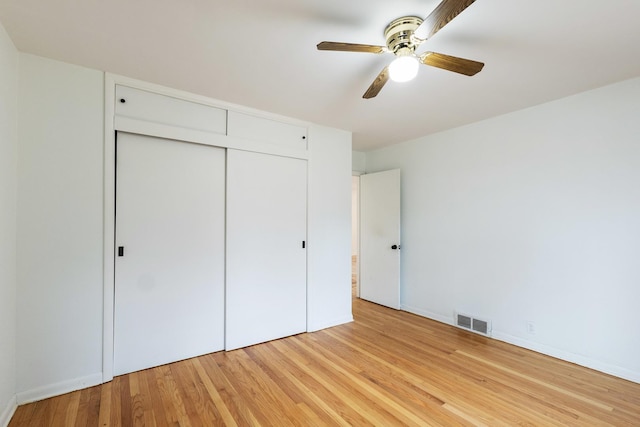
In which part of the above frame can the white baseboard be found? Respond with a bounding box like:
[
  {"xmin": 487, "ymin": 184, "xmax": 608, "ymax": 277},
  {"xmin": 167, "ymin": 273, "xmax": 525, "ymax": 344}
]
[
  {"xmin": 492, "ymin": 332, "xmax": 640, "ymax": 384},
  {"xmin": 401, "ymin": 304, "xmax": 640, "ymax": 385},
  {"xmin": 307, "ymin": 315, "xmax": 354, "ymax": 332},
  {"xmin": 401, "ymin": 304, "xmax": 453, "ymax": 326},
  {"xmin": 0, "ymin": 395, "xmax": 17, "ymax": 427},
  {"xmin": 16, "ymin": 373, "xmax": 103, "ymax": 405}
]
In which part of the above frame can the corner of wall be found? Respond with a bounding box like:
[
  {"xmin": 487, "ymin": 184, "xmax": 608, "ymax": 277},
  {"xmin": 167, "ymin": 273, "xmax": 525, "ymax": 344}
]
[
  {"xmin": 15, "ymin": 373, "xmax": 103, "ymax": 406},
  {"xmin": 0, "ymin": 18, "xmax": 19, "ymax": 427},
  {"xmin": 0, "ymin": 395, "xmax": 17, "ymax": 427},
  {"xmin": 352, "ymin": 150, "xmax": 366, "ymax": 173}
]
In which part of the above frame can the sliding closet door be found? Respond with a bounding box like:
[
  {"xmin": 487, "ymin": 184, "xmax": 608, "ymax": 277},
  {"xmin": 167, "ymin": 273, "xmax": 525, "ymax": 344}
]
[
  {"xmin": 114, "ymin": 132, "xmax": 226, "ymax": 375},
  {"xmin": 226, "ymin": 149, "xmax": 307, "ymax": 350}
]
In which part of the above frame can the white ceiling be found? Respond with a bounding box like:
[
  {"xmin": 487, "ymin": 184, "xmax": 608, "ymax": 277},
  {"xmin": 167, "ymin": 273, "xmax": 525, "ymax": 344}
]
[{"xmin": 2, "ymin": 0, "xmax": 640, "ymax": 151}]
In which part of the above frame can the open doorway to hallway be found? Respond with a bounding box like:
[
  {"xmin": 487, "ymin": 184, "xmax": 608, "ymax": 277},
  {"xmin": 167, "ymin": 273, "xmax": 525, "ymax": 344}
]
[{"xmin": 352, "ymin": 175, "xmax": 359, "ymax": 297}]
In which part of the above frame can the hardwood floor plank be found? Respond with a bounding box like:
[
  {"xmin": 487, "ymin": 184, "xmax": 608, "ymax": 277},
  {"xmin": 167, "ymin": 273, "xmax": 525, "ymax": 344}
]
[
  {"xmin": 137, "ymin": 368, "xmax": 159, "ymax": 427},
  {"xmin": 47, "ymin": 391, "xmax": 70, "ymax": 426},
  {"xmin": 28, "ymin": 396, "xmax": 56, "ymax": 426},
  {"xmin": 324, "ymin": 324, "xmax": 507, "ymax": 421},
  {"xmin": 290, "ymin": 334, "xmax": 449, "ymax": 426},
  {"xmin": 128, "ymin": 371, "xmax": 146, "ymax": 426},
  {"xmin": 217, "ymin": 348, "xmax": 300, "ymax": 426},
  {"xmin": 276, "ymin": 337, "xmax": 416, "ymax": 425},
  {"xmin": 199, "ymin": 353, "xmax": 259, "ymax": 425},
  {"xmin": 323, "ymin": 306, "xmax": 606, "ymax": 426},
  {"xmin": 84, "ymin": 386, "xmax": 102, "ymax": 426},
  {"xmin": 278, "ymin": 339, "xmax": 397, "ymax": 426},
  {"xmin": 323, "ymin": 327, "xmax": 508, "ymax": 425},
  {"xmin": 158, "ymin": 365, "xmax": 190, "ymax": 426},
  {"xmin": 63, "ymin": 390, "xmax": 81, "ymax": 426},
  {"xmin": 8, "ymin": 403, "xmax": 34, "ymax": 427},
  {"xmin": 96, "ymin": 381, "xmax": 111, "ymax": 427},
  {"xmin": 142, "ymin": 367, "xmax": 169, "ymax": 427},
  {"xmin": 118, "ymin": 374, "xmax": 133, "ymax": 426},
  {"xmin": 443, "ymin": 352, "xmax": 591, "ymax": 425},
  {"xmin": 8, "ymin": 297, "xmax": 640, "ymax": 426},
  {"xmin": 107, "ymin": 374, "xmax": 122, "ymax": 427},
  {"xmin": 168, "ymin": 362, "xmax": 206, "ymax": 426},
  {"xmin": 232, "ymin": 347, "xmax": 317, "ymax": 425},
  {"xmin": 72, "ymin": 387, "xmax": 92, "ymax": 427},
  {"xmin": 256, "ymin": 341, "xmax": 371, "ymax": 426},
  {"xmin": 247, "ymin": 344, "xmax": 350, "ymax": 426},
  {"xmin": 190, "ymin": 358, "xmax": 238, "ymax": 426}
]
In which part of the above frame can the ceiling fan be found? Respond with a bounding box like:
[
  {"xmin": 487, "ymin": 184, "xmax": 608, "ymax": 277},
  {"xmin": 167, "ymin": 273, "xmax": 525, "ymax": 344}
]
[{"xmin": 317, "ymin": 0, "xmax": 484, "ymax": 99}]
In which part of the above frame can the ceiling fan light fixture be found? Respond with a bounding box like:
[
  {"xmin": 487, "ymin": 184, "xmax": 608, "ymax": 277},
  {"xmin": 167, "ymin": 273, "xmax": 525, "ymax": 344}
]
[
  {"xmin": 316, "ymin": 1, "xmax": 484, "ymax": 99},
  {"xmin": 389, "ymin": 55, "xmax": 419, "ymax": 82}
]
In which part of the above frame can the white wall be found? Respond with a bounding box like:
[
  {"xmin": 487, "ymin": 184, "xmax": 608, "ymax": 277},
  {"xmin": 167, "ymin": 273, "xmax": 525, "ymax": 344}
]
[
  {"xmin": 16, "ymin": 54, "xmax": 104, "ymax": 401},
  {"xmin": 307, "ymin": 125, "xmax": 353, "ymax": 331},
  {"xmin": 0, "ymin": 21, "xmax": 19, "ymax": 426},
  {"xmin": 366, "ymin": 77, "xmax": 640, "ymax": 383}
]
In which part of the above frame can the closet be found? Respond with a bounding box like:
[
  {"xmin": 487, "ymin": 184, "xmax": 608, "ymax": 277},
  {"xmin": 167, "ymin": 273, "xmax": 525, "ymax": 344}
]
[{"xmin": 112, "ymin": 85, "xmax": 309, "ymax": 375}]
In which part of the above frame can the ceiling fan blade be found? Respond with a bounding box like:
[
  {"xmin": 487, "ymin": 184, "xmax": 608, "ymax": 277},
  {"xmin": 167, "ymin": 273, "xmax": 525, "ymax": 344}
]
[
  {"xmin": 414, "ymin": 0, "xmax": 476, "ymax": 41},
  {"xmin": 317, "ymin": 41, "xmax": 386, "ymax": 54},
  {"xmin": 363, "ymin": 67, "xmax": 390, "ymax": 99},
  {"xmin": 421, "ymin": 52, "xmax": 484, "ymax": 76}
]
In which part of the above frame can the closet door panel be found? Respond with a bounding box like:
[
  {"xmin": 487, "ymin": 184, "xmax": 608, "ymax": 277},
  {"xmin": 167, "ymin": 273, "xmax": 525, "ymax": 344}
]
[
  {"xmin": 114, "ymin": 133, "xmax": 226, "ymax": 375},
  {"xmin": 226, "ymin": 149, "xmax": 307, "ymax": 350}
]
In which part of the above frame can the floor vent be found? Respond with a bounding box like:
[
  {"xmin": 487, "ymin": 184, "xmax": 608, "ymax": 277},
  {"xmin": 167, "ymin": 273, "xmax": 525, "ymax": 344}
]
[{"xmin": 455, "ymin": 312, "xmax": 491, "ymax": 336}]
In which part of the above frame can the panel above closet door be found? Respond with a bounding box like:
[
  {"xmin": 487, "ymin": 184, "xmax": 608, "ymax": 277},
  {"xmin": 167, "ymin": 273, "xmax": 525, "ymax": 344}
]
[
  {"xmin": 227, "ymin": 111, "xmax": 307, "ymax": 150},
  {"xmin": 226, "ymin": 149, "xmax": 308, "ymax": 350}
]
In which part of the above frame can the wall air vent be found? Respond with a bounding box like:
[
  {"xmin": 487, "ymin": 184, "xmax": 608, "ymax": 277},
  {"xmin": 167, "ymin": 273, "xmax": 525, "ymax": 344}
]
[
  {"xmin": 472, "ymin": 318, "xmax": 489, "ymax": 335},
  {"xmin": 455, "ymin": 312, "xmax": 491, "ymax": 337},
  {"xmin": 457, "ymin": 314, "xmax": 472, "ymax": 329}
]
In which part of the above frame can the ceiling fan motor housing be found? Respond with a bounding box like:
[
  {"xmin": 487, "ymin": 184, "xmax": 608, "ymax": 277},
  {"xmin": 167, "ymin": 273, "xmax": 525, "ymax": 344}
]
[{"xmin": 384, "ymin": 16, "xmax": 423, "ymax": 55}]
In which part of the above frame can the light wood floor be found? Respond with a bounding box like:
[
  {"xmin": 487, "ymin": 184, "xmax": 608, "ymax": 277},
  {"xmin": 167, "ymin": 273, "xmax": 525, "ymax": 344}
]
[{"xmin": 10, "ymin": 297, "xmax": 640, "ymax": 426}]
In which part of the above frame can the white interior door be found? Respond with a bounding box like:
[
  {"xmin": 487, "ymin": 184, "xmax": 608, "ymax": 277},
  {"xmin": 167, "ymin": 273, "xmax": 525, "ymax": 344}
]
[
  {"xmin": 114, "ymin": 133, "xmax": 226, "ymax": 375},
  {"xmin": 360, "ymin": 169, "xmax": 401, "ymax": 309},
  {"xmin": 226, "ymin": 149, "xmax": 307, "ymax": 350}
]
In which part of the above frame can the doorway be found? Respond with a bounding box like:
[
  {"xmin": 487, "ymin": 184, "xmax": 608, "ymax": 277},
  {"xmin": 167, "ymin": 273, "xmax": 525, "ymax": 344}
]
[{"xmin": 352, "ymin": 175, "xmax": 360, "ymax": 297}]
